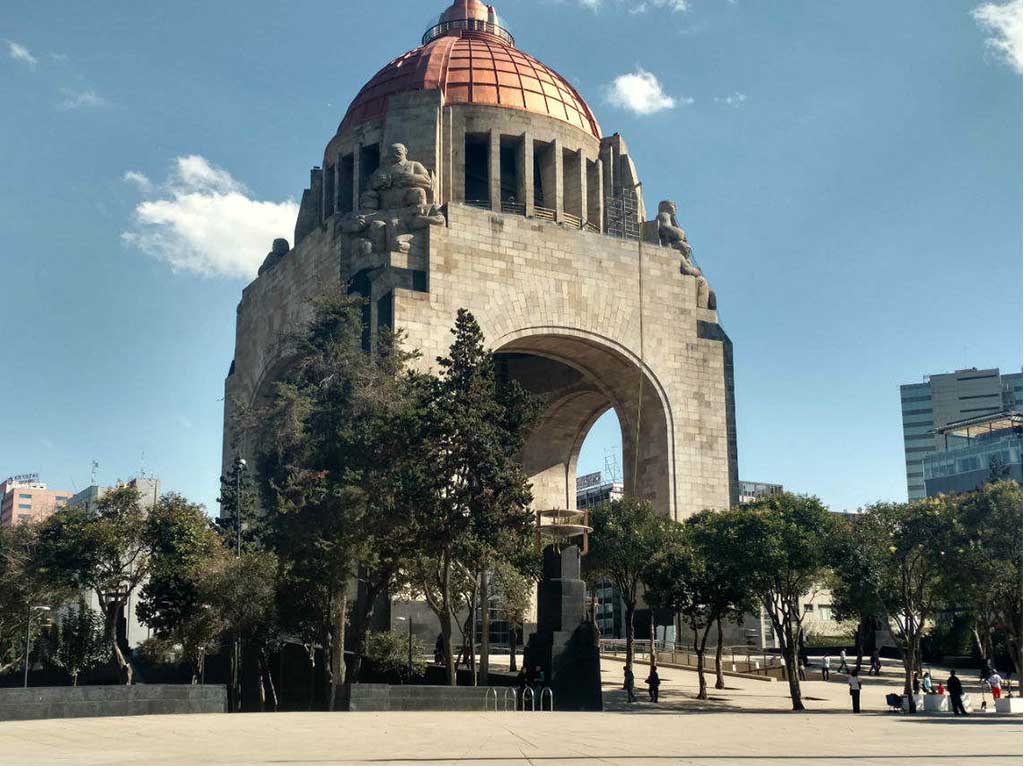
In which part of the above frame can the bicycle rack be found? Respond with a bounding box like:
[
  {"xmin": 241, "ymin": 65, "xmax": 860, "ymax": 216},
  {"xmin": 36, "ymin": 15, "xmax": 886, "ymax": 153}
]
[
  {"xmin": 522, "ymin": 687, "xmax": 536, "ymax": 711},
  {"xmin": 540, "ymin": 687, "xmax": 554, "ymax": 711},
  {"xmin": 485, "ymin": 688, "xmax": 499, "ymax": 712},
  {"xmin": 503, "ymin": 687, "xmax": 518, "ymax": 711}
]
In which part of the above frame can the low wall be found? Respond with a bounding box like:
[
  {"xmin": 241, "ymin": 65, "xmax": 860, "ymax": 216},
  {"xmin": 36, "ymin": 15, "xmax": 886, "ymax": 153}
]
[
  {"xmin": 0, "ymin": 684, "xmax": 227, "ymax": 721},
  {"xmin": 345, "ymin": 684, "xmax": 506, "ymax": 712}
]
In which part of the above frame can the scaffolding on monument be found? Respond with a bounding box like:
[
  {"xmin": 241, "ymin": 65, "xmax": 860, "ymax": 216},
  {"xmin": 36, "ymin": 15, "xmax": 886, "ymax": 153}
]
[{"xmin": 604, "ymin": 191, "xmax": 641, "ymax": 241}]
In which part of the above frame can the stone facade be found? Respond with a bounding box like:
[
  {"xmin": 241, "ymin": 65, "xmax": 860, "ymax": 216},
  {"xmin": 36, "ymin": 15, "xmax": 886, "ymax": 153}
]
[{"xmin": 223, "ymin": 3, "xmax": 739, "ymax": 522}]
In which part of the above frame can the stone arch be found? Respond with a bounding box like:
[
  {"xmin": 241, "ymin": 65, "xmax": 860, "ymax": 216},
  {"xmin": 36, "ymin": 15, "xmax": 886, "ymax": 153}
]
[{"xmin": 494, "ymin": 327, "xmax": 676, "ymax": 519}]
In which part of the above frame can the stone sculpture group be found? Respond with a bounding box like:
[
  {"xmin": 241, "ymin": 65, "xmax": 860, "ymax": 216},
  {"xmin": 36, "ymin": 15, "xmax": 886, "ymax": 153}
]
[{"xmin": 657, "ymin": 200, "xmax": 716, "ymax": 310}]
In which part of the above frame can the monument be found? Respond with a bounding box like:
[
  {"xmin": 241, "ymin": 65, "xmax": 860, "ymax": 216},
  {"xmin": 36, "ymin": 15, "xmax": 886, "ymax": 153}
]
[{"xmin": 223, "ymin": 0, "xmax": 739, "ymax": 706}]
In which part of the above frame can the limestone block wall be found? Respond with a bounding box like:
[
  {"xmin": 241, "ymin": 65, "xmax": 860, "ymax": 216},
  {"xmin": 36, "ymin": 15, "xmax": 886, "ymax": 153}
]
[{"xmin": 394, "ymin": 203, "xmax": 736, "ymax": 519}]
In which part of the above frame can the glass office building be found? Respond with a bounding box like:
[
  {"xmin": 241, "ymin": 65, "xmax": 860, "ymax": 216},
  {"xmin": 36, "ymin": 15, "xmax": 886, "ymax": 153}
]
[{"xmin": 900, "ymin": 368, "xmax": 1022, "ymax": 500}]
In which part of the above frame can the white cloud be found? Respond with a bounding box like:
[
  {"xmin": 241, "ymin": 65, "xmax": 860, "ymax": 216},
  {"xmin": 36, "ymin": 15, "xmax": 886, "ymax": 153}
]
[
  {"xmin": 581, "ymin": 0, "xmax": 688, "ymax": 12},
  {"xmin": 57, "ymin": 88, "xmax": 108, "ymax": 110},
  {"xmin": 123, "ymin": 170, "xmax": 153, "ymax": 193},
  {"xmin": 973, "ymin": 1, "xmax": 1023, "ymax": 73},
  {"xmin": 605, "ymin": 67, "xmax": 682, "ymax": 115},
  {"xmin": 6, "ymin": 40, "xmax": 37, "ymax": 67},
  {"xmin": 121, "ymin": 155, "xmax": 299, "ymax": 279},
  {"xmin": 714, "ymin": 91, "xmax": 747, "ymax": 106}
]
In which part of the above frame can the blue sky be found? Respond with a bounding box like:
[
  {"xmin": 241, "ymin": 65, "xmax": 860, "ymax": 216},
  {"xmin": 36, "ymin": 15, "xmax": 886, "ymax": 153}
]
[{"xmin": 1, "ymin": 0, "xmax": 1020, "ymax": 515}]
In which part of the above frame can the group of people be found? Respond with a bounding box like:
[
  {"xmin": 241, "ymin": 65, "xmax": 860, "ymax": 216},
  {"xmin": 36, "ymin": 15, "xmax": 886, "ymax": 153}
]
[{"xmin": 622, "ymin": 665, "xmax": 661, "ymax": 703}]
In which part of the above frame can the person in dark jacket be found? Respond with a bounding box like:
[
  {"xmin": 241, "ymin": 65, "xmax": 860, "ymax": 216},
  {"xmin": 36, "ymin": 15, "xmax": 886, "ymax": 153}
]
[
  {"xmin": 947, "ymin": 670, "xmax": 968, "ymax": 716},
  {"xmin": 645, "ymin": 666, "xmax": 661, "ymax": 702}
]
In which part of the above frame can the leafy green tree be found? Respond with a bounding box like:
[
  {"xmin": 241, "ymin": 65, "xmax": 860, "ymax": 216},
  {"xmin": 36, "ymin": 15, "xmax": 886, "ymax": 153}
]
[
  {"xmin": 50, "ymin": 598, "xmax": 107, "ymax": 686},
  {"xmin": 407, "ymin": 309, "xmax": 537, "ymax": 686},
  {"xmin": 492, "ymin": 558, "xmax": 536, "ymax": 672},
  {"xmin": 856, "ymin": 498, "xmax": 954, "ymax": 709},
  {"xmin": 204, "ymin": 549, "xmax": 279, "ymax": 711},
  {"xmin": 947, "ymin": 481, "xmax": 1022, "ymax": 675},
  {"xmin": 215, "ymin": 458, "xmax": 262, "ymax": 550},
  {"xmin": 252, "ymin": 290, "xmax": 423, "ymax": 705},
  {"xmin": 364, "ymin": 630, "xmax": 426, "ymax": 683},
  {"xmin": 587, "ymin": 497, "xmax": 669, "ymax": 673},
  {"xmin": 722, "ymin": 494, "xmax": 836, "ymax": 711},
  {"xmin": 828, "ymin": 514, "xmax": 886, "ymax": 670},
  {"xmin": 0, "ymin": 524, "xmax": 72, "ymax": 676},
  {"xmin": 137, "ymin": 494, "xmax": 224, "ymax": 684},
  {"xmin": 35, "ymin": 486, "xmax": 150, "ymax": 684}
]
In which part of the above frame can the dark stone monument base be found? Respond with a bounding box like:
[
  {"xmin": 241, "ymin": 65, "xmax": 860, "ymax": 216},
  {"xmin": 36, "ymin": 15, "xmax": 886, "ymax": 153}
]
[{"xmin": 524, "ymin": 544, "xmax": 602, "ymax": 711}]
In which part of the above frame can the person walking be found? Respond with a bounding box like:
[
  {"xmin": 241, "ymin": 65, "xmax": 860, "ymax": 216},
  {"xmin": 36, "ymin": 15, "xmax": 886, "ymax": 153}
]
[
  {"xmin": 848, "ymin": 669, "xmax": 862, "ymax": 713},
  {"xmin": 623, "ymin": 665, "xmax": 636, "ymax": 703},
  {"xmin": 948, "ymin": 670, "xmax": 968, "ymax": 716},
  {"xmin": 837, "ymin": 649, "xmax": 850, "ymax": 674},
  {"xmin": 821, "ymin": 654, "xmax": 831, "ymax": 682},
  {"xmin": 988, "ymin": 670, "xmax": 1004, "ymax": 701},
  {"xmin": 645, "ymin": 666, "xmax": 661, "ymax": 703},
  {"xmin": 870, "ymin": 649, "xmax": 881, "ymax": 676}
]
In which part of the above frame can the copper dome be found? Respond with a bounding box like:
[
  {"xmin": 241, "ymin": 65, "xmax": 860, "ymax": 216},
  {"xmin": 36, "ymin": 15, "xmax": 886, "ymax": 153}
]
[{"xmin": 338, "ymin": 1, "xmax": 601, "ymax": 139}]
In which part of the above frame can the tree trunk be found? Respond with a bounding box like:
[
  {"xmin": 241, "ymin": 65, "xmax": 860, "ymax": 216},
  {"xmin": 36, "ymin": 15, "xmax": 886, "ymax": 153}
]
[
  {"xmin": 902, "ymin": 636, "xmax": 916, "ymax": 714},
  {"xmin": 265, "ymin": 656, "xmax": 279, "ymax": 711},
  {"xmin": 650, "ymin": 611, "xmax": 657, "ymax": 672},
  {"xmin": 715, "ymin": 617, "xmax": 726, "ymax": 689},
  {"xmin": 72, "ymin": 671, "xmax": 79, "ymax": 687},
  {"xmin": 854, "ymin": 616, "xmax": 867, "ymax": 671},
  {"xmin": 692, "ymin": 621, "xmax": 709, "ymax": 700},
  {"xmin": 509, "ymin": 624, "xmax": 518, "ymax": 672},
  {"xmin": 479, "ymin": 570, "xmax": 490, "ymax": 687},
  {"xmin": 258, "ymin": 663, "xmax": 267, "ymax": 712},
  {"xmin": 328, "ymin": 590, "xmax": 347, "ymax": 712},
  {"xmin": 625, "ymin": 602, "xmax": 636, "ymax": 671},
  {"xmin": 782, "ymin": 639, "xmax": 804, "ymax": 711},
  {"xmin": 103, "ymin": 599, "xmax": 133, "ymax": 686},
  {"xmin": 469, "ymin": 594, "xmax": 477, "ymax": 686}
]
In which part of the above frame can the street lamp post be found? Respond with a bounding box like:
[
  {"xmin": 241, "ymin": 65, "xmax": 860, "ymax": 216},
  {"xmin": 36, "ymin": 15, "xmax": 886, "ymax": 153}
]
[
  {"xmin": 234, "ymin": 457, "xmax": 246, "ymax": 712},
  {"xmin": 24, "ymin": 606, "xmax": 50, "ymax": 688},
  {"xmin": 396, "ymin": 616, "xmax": 413, "ymax": 679}
]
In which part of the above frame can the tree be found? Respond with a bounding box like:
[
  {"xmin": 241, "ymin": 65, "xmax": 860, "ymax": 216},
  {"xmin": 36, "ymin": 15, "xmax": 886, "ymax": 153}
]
[
  {"xmin": 204, "ymin": 549, "xmax": 279, "ymax": 711},
  {"xmin": 0, "ymin": 524, "xmax": 71, "ymax": 676},
  {"xmin": 252, "ymin": 290, "xmax": 429, "ymax": 704},
  {"xmin": 723, "ymin": 494, "xmax": 837, "ymax": 711},
  {"xmin": 50, "ymin": 598, "xmax": 107, "ymax": 686},
  {"xmin": 407, "ymin": 310, "xmax": 537, "ymax": 686},
  {"xmin": 587, "ymin": 498, "xmax": 669, "ymax": 673},
  {"xmin": 35, "ymin": 485, "xmax": 150, "ymax": 684},
  {"xmin": 947, "ymin": 481, "xmax": 1023, "ymax": 676},
  {"xmin": 137, "ymin": 494, "xmax": 224, "ymax": 684},
  {"xmin": 644, "ymin": 512, "xmax": 754, "ymax": 700},
  {"xmin": 492, "ymin": 558, "xmax": 536, "ymax": 672},
  {"xmin": 828, "ymin": 514, "xmax": 886, "ymax": 671},
  {"xmin": 856, "ymin": 498, "xmax": 954, "ymax": 710}
]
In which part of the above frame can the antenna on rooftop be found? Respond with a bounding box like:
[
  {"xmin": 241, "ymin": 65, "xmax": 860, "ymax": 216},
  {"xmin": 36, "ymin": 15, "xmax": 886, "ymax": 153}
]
[
  {"xmin": 603, "ymin": 448, "xmax": 622, "ymax": 484},
  {"xmin": 140, "ymin": 451, "xmax": 146, "ymax": 479},
  {"xmin": 90, "ymin": 460, "xmax": 99, "ymax": 487}
]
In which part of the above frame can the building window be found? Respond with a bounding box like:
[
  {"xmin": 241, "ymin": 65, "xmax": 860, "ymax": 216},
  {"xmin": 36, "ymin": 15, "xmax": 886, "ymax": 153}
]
[
  {"xmin": 464, "ymin": 133, "xmax": 490, "ymax": 205},
  {"xmin": 17, "ymin": 514, "xmax": 31, "ymax": 523},
  {"xmin": 803, "ymin": 604, "xmax": 814, "ymax": 614},
  {"xmin": 819, "ymin": 605, "xmax": 833, "ymax": 621},
  {"xmin": 339, "ymin": 154, "xmax": 355, "ymax": 214},
  {"xmin": 17, "ymin": 503, "xmax": 31, "ymax": 510},
  {"xmin": 19, "ymin": 494, "xmax": 31, "ymax": 499}
]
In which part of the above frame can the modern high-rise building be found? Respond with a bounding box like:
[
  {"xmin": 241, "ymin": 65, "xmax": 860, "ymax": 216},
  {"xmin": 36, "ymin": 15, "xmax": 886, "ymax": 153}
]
[
  {"xmin": 69, "ymin": 476, "xmax": 162, "ymax": 513},
  {"xmin": 900, "ymin": 368, "xmax": 1023, "ymax": 500},
  {"xmin": 738, "ymin": 480, "xmax": 784, "ymax": 505},
  {"xmin": 0, "ymin": 475, "xmax": 73, "ymax": 527}
]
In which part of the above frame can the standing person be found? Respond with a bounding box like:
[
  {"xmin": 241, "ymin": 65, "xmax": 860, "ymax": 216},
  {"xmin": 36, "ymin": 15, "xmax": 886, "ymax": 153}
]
[
  {"xmin": 645, "ymin": 666, "xmax": 661, "ymax": 702},
  {"xmin": 988, "ymin": 670, "xmax": 1004, "ymax": 701},
  {"xmin": 870, "ymin": 649, "xmax": 881, "ymax": 676},
  {"xmin": 947, "ymin": 670, "xmax": 968, "ymax": 716},
  {"xmin": 821, "ymin": 654, "xmax": 831, "ymax": 682},
  {"xmin": 798, "ymin": 656, "xmax": 807, "ymax": 681},
  {"xmin": 848, "ymin": 669, "xmax": 862, "ymax": 713},
  {"xmin": 623, "ymin": 665, "xmax": 636, "ymax": 703},
  {"xmin": 913, "ymin": 671, "xmax": 921, "ymax": 695},
  {"xmin": 838, "ymin": 649, "xmax": 850, "ymax": 674},
  {"xmin": 922, "ymin": 671, "xmax": 934, "ymax": 695}
]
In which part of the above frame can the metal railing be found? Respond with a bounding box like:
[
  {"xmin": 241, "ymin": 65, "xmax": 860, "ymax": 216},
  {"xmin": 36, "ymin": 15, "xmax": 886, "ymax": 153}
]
[
  {"xmin": 423, "ymin": 19, "xmax": 516, "ymax": 47},
  {"xmin": 599, "ymin": 638, "xmax": 782, "ymax": 676},
  {"xmin": 533, "ymin": 205, "xmax": 556, "ymax": 223},
  {"xmin": 501, "ymin": 200, "xmax": 527, "ymax": 216},
  {"xmin": 561, "ymin": 212, "xmax": 582, "ymax": 229}
]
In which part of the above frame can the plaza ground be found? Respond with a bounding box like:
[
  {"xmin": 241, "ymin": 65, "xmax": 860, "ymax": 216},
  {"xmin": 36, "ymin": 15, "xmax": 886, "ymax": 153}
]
[{"xmin": 0, "ymin": 658, "xmax": 1019, "ymax": 765}]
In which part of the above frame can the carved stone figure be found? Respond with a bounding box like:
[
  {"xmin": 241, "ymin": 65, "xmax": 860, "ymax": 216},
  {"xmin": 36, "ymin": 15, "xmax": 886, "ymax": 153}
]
[
  {"xmin": 657, "ymin": 200, "xmax": 716, "ymax": 310},
  {"xmin": 257, "ymin": 238, "xmax": 290, "ymax": 276},
  {"xmin": 371, "ymin": 143, "xmax": 434, "ymax": 210}
]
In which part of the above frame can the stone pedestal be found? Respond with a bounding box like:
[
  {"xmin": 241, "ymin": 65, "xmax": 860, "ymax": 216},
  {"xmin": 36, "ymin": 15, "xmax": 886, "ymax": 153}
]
[{"xmin": 524, "ymin": 544, "xmax": 602, "ymax": 711}]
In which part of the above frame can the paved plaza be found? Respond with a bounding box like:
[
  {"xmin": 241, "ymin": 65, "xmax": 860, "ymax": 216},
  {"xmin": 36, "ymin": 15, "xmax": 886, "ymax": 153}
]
[{"xmin": 0, "ymin": 659, "xmax": 1019, "ymax": 765}]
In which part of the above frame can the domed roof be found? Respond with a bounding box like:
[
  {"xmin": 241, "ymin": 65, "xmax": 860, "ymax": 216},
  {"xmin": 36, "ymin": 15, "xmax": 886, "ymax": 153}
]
[{"xmin": 338, "ymin": 1, "xmax": 601, "ymax": 139}]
